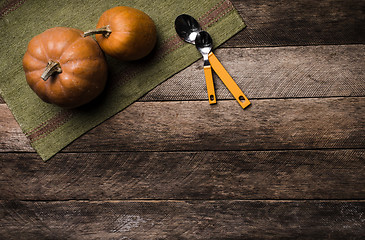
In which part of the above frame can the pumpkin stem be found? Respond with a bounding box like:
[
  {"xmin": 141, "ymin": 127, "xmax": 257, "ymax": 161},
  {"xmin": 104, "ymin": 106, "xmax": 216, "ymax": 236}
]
[
  {"xmin": 83, "ymin": 25, "xmax": 112, "ymax": 38},
  {"xmin": 41, "ymin": 60, "xmax": 62, "ymax": 81}
]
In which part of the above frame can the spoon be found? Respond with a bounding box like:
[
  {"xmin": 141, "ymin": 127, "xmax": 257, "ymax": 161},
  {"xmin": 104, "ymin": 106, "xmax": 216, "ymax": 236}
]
[
  {"xmin": 175, "ymin": 14, "xmax": 216, "ymax": 104},
  {"xmin": 195, "ymin": 31, "xmax": 250, "ymax": 109},
  {"xmin": 174, "ymin": 14, "xmax": 201, "ymax": 44}
]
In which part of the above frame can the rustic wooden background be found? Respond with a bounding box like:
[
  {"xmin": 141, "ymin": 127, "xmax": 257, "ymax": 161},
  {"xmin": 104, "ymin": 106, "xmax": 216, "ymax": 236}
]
[{"xmin": 1, "ymin": 0, "xmax": 364, "ymax": 239}]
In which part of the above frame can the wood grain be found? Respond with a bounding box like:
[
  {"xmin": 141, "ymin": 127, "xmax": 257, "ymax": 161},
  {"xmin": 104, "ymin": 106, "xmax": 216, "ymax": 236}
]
[
  {"xmin": 1, "ymin": 97, "xmax": 363, "ymax": 152},
  {"xmin": 1, "ymin": 150, "xmax": 364, "ymax": 200},
  {"xmin": 65, "ymin": 97, "xmax": 365, "ymax": 152},
  {"xmin": 0, "ymin": 105, "xmax": 32, "ymax": 152},
  {"xmin": 227, "ymin": 0, "xmax": 365, "ymax": 47},
  {"xmin": 1, "ymin": 200, "xmax": 364, "ymax": 240},
  {"xmin": 0, "ymin": 1, "xmax": 364, "ymax": 238},
  {"xmin": 141, "ymin": 45, "xmax": 365, "ymax": 101}
]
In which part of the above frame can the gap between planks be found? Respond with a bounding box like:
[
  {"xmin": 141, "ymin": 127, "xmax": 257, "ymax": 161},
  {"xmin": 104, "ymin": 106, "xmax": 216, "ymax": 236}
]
[{"xmin": 3, "ymin": 199, "xmax": 365, "ymax": 203}]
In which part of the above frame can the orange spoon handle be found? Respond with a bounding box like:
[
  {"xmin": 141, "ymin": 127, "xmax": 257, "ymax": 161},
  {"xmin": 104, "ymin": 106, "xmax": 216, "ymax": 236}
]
[
  {"xmin": 204, "ymin": 65, "xmax": 216, "ymax": 104},
  {"xmin": 208, "ymin": 52, "xmax": 250, "ymax": 109}
]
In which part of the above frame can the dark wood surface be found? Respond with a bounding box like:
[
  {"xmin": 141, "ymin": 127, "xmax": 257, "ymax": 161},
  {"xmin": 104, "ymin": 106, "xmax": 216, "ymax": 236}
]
[{"xmin": 1, "ymin": 0, "xmax": 364, "ymax": 239}]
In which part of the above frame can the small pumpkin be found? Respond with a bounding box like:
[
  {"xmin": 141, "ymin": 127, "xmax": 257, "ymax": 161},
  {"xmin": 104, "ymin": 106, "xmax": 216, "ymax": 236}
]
[
  {"xmin": 84, "ymin": 6, "xmax": 157, "ymax": 61},
  {"xmin": 22, "ymin": 27, "xmax": 108, "ymax": 108}
]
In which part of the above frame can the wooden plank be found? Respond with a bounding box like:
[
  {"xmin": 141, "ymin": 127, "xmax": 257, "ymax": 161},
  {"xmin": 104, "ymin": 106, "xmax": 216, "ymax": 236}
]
[
  {"xmin": 1, "ymin": 97, "xmax": 364, "ymax": 152},
  {"xmin": 227, "ymin": 0, "xmax": 365, "ymax": 47},
  {"xmin": 2, "ymin": 45, "xmax": 364, "ymax": 103},
  {"xmin": 65, "ymin": 97, "xmax": 365, "ymax": 152},
  {"xmin": 1, "ymin": 200, "xmax": 364, "ymax": 239},
  {"xmin": 0, "ymin": 105, "xmax": 32, "ymax": 152},
  {"xmin": 141, "ymin": 45, "xmax": 365, "ymax": 101},
  {"xmin": 1, "ymin": 150, "xmax": 364, "ymax": 200}
]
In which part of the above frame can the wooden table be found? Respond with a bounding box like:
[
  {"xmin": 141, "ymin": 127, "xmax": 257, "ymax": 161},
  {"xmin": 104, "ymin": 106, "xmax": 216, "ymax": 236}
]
[{"xmin": 1, "ymin": 0, "xmax": 364, "ymax": 239}]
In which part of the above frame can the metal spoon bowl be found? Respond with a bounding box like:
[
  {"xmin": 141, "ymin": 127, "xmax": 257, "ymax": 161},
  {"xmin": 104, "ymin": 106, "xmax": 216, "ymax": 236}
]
[
  {"xmin": 195, "ymin": 31, "xmax": 212, "ymax": 58},
  {"xmin": 175, "ymin": 15, "xmax": 217, "ymax": 104},
  {"xmin": 174, "ymin": 14, "xmax": 201, "ymax": 44}
]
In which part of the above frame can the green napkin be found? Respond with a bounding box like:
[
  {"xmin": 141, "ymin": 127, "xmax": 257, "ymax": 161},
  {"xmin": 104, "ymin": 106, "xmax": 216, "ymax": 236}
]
[{"xmin": 0, "ymin": 0, "xmax": 245, "ymax": 161}]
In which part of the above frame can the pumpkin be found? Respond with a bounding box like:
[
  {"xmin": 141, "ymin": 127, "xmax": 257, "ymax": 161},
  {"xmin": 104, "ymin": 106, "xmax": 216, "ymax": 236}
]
[
  {"xmin": 83, "ymin": 6, "xmax": 157, "ymax": 61},
  {"xmin": 22, "ymin": 27, "xmax": 108, "ymax": 108}
]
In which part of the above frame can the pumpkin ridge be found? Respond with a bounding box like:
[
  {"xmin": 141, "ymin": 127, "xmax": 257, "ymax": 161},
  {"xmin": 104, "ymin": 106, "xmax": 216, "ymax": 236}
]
[
  {"xmin": 23, "ymin": 52, "xmax": 47, "ymax": 72},
  {"xmin": 58, "ymin": 36, "xmax": 85, "ymax": 61},
  {"xmin": 51, "ymin": 77, "xmax": 68, "ymax": 102},
  {"xmin": 105, "ymin": 6, "xmax": 121, "ymax": 24},
  {"xmin": 25, "ymin": 70, "xmax": 43, "ymax": 87},
  {"xmin": 58, "ymin": 72, "xmax": 85, "ymax": 93},
  {"xmin": 61, "ymin": 57, "xmax": 102, "ymax": 66},
  {"xmin": 33, "ymin": 78, "xmax": 51, "ymax": 103},
  {"xmin": 25, "ymin": 50, "xmax": 47, "ymax": 66},
  {"xmin": 38, "ymin": 35, "xmax": 51, "ymax": 61},
  {"xmin": 61, "ymin": 57, "xmax": 106, "ymax": 84},
  {"xmin": 24, "ymin": 67, "xmax": 46, "ymax": 76}
]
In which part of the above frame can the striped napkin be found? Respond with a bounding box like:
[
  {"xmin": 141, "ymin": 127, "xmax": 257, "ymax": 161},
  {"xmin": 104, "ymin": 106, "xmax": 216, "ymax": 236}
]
[{"xmin": 0, "ymin": 0, "xmax": 245, "ymax": 161}]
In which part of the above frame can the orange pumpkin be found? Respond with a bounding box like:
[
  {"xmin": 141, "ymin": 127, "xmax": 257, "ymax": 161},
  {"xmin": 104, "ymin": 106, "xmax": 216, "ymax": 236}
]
[
  {"xmin": 84, "ymin": 6, "xmax": 157, "ymax": 61},
  {"xmin": 22, "ymin": 27, "xmax": 108, "ymax": 108}
]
